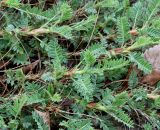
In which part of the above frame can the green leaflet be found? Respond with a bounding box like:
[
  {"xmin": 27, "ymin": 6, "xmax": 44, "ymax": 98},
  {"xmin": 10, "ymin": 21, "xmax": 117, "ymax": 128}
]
[
  {"xmin": 103, "ymin": 58, "xmax": 129, "ymax": 71},
  {"xmin": 107, "ymin": 107, "xmax": 134, "ymax": 128},
  {"xmin": 59, "ymin": 2, "xmax": 73, "ymax": 22},
  {"xmin": 6, "ymin": 0, "xmax": 20, "ymax": 8},
  {"xmin": 128, "ymin": 36, "xmax": 158, "ymax": 50},
  {"xmin": 60, "ymin": 119, "xmax": 94, "ymax": 130},
  {"xmin": 73, "ymin": 74, "xmax": 95, "ymax": 101},
  {"xmin": 100, "ymin": 90, "xmax": 133, "ymax": 127},
  {"xmin": 47, "ymin": 39, "xmax": 67, "ymax": 64},
  {"xmin": 143, "ymin": 123, "xmax": 153, "ymax": 130},
  {"xmin": 96, "ymin": 0, "xmax": 119, "ymax": 8},
  {"xmin": 9, "ymin": 94, "xmax": 27, "ymax": 118},
  {"xmin": 128, "ymin": 70, "xmax": 138, "ymax": 88},
  {"xmin": 129, "ymin": 52, "xmax": 152, "ymax": 74},
  {"xmin": 147, "ymin": 28, "xmax": 160, "ymax": 39},
  {"xmin": 143, "ymin": 0, "xmax": 160, "ymax": 28},
  {"xmin": 17, "ymin": 2, "xmax": 72, "ymax": 22},
  {"xmin": 129, "ymin": 1, "xmax": 143, "ymax": 27},
  {"xmin": 117, "ymin": 17, "xmax": 131, "ymax": 44},
  {"xmin": 32, "ymin": 111, "xmax": 49, "ymax": 130},
  {"xmin": 96, "ymin": 103, "xmax": 134, "ymax": 128},
  {"xmin": 87, "ymin": 43, "xmax": 107, "ymax": 58},
  {"xmin": 0, "ymin": 116, "xmax": 7, "ymax": 128},
  {"xmin": 83, "ymin": 50, "xmax": 96, "ymax": 66},
  {"xmin": 72, "ymin": 15, "xmax": 97, "ymax": 31},
  {"xmin": 50, "ymin": 26, "xmax": 72, "ymax": 39}
]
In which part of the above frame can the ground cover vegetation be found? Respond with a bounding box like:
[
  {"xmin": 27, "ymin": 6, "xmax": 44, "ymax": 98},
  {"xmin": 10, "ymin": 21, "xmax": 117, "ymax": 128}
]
[{"xmin": 0, "ymin": 0, "xmax": 160, "ymax": 129}]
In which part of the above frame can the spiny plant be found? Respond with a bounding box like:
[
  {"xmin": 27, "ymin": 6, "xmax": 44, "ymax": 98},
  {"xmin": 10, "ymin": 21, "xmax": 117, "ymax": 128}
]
[{"xmin": 0, "ymin": 0, "xmax": 160, "ymax": 129}]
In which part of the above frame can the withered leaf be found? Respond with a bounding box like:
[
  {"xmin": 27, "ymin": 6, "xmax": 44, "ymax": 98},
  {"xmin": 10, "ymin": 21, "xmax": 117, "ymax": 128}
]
[
  {"xmin": 144, "ymin": 45, "xmax": 160, "ymax": 70},
  {"xmin": 142, "ymin": 45, "xmax": 160, "ymax": 85},
  {"xmin": 22, "ymin": 60, "xmax": 40, "ymax": 74},
  {"xmin": 35, "ymin": 109, "xmax": 50, "ymax": 128},
  {"xmin": 142, "ymin": 70, "xmax": 160, "ymax": 85},
  {"xmin": 26, "ymin": 28, "xmax": 50, "ymax": 36},
  {"xmin": 60, "ymin": 98, "xmax": 75, "ymax": 108}
]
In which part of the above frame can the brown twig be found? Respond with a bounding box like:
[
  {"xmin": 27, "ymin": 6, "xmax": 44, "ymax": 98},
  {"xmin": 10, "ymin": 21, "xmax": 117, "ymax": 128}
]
[
  {"xmin": 147, "ymin": 94, "xmax": 160, "ymax": 100},
  {"xmin": 0, "ymin": 31, "xmax": 3, "ymax": 36}
]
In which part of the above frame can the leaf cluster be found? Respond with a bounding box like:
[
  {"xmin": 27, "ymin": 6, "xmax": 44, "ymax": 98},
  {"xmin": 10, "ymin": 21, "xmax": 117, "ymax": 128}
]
[{"xmin": 0, "ymin": 0, "xmax": 160, "ymax": 129}]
